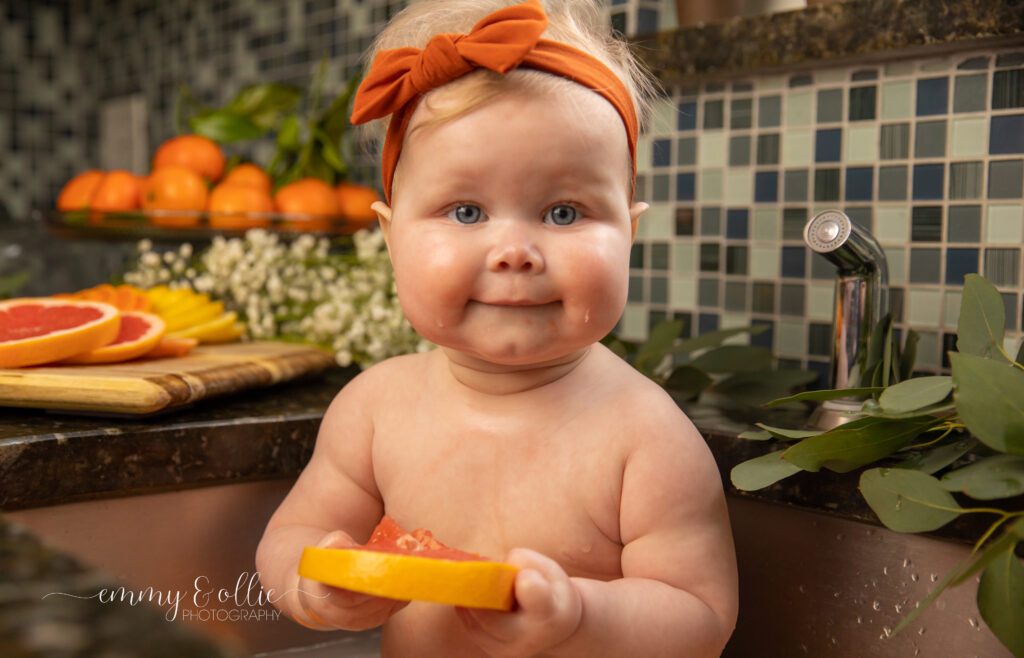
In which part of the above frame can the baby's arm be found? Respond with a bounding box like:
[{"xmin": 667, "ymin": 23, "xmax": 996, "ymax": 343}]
[
  {"xmin": 255, "ymin": 368, "xmax": 403, "ymax": 630},
  {"xmin": 461, "ymin": 404, "xmax": 738, "ymax": 657}
]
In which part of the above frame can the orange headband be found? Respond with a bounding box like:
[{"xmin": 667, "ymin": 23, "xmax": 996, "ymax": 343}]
[{"xmin": 350, "ymin": 0, "xmax": 638, "ymax": 204}]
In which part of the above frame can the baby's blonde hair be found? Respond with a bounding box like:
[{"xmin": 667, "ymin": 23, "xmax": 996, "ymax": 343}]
[{"xmin": 359, "ymin": 0, "xmax": 659, "ymax": 150}]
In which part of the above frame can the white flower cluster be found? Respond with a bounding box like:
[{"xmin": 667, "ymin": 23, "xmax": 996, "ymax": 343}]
[{"xmin": 123, "ymin": 229, "xmax": 431, "ymax": 368}]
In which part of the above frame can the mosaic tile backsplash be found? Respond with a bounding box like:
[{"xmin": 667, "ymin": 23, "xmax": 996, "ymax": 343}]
[{"xmin": 1, "ymin": 0, "xmax": 1022, "ymax": 378}]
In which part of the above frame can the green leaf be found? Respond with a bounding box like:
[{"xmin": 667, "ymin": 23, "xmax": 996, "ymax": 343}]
[
  {"xmin": 663, "ymin": 365, "xmax": 712, "ymax": 402},
  {"xmin": 315, "ymin": 128, "xmax": 346, "ymax": 175},
  {"xmin": 276, "ymin": 114, "xmax": 302, "ymax": 151},
  {"xmin": 862, "ymin": 398, "xmax": 956, "ymax": 419},
  {"xmin": 952, "ymin": 518, "xmax": 1024, "ymax": 586},
  {"xmin": 738, "ymin": 429, "xmax": 772, "ymax": 441},
  {"xmin": 900, "ymin": 329, "xmax": 920, "ymax": 380},
  {"xmin": 878, "ymin": 376, "xmax": 952, "ymax": 415},
  {"xmin": 318, "ymin": 73, "xmax": 363, "ymax": 144},
  {"xmin": 1017, "ymin": 340, "xmax": 1024, "ymax": 366},
  {"xmin": 957, "ymin": 273, "xmax": 1006, "ymax": 360},
  {"xmin": 730, "ymin": 451, "xmax": 804, "ymax": 491},
  {"xmin": 977, "ymin": 545, "xmax": 1024, "ymax": 657},
  {"xmin": 671, "ymin": 325, "xmax": 768, "ymax": 355},
  {"xmin": 950, "ymin": 352, "xmax": 1024, "ymax": 454},
  {"xmin": 860, "ymin": 313, "xmax": 891, "ymax": 388},
  {"xmin": 635, "ymin": 319, "xmax": 684, "ymax": 375},
  {"xmin": 0, "ymin": 270, "xmax": 30, "ymax": 298},
  {"xmin": 764, "ymin": 386, "xmax": 884, "ymax": 407},
  {"xmin": 713, "ymin": 369, "xmax": 818, "ymax": 406},
  {"xmin": 755, "ymin": 423, "xmax": 822, "ymax": 441},
  {"xmin": 687, "ymin": 345, "xmax": 772, "ymax": 373},
  {"xmin": 227, "ymin": 83, "xmax": 302, "ymax": 129},
  {"xmin": 189, "ymin": 110, "xmax": 263, "ymax": 143},
  {"xmin": 858, "ymin": 467, "xmax": 962, "ymax": 532},
  {"xmin": 941, "ymin": 455, "xmax": 1024, "ymax": 500},
  {"xmin": 895, "ymin": 437, "xmax": 976, "ymax": 474},
  {"xmin": 783, "ymin": 416, "xmax": 936, "ymax": 473}
]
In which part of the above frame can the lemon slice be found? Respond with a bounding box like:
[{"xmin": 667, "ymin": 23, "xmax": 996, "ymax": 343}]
[
  {"xmin": 167, "ymin": 311, "xmax": 241, "ymax": 342},
  {"xmin": 298, "ymin": 547, "xmax": 519, "ymax": 611}
]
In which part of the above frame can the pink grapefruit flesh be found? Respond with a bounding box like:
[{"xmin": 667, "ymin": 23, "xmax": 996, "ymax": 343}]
[
  {"xmin": 62, "ymin": 311, "xmax": 166, "ymax": 364},
  {"xmin": 0, "ymin": 299, "xmax": 121, "ymax": 368}
]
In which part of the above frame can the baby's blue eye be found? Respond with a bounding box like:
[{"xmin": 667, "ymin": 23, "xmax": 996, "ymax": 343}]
[
  {"xmin": 449, "ymin": 205, "xmax": 483, "ymax": 224},
  {"xmin": 545, "ymin": 205, "xmax": 577, "ymax": 226}
]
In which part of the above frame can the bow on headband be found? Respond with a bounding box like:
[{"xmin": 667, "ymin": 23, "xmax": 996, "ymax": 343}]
[{"xmin": 350, "ymin": 0, "xmax": 638, "ymax": 203}]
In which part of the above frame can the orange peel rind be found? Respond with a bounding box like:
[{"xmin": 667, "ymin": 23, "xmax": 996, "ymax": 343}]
[{"xmin": 298, "ymin": 546, "xmax": 519, "ymax": 611}]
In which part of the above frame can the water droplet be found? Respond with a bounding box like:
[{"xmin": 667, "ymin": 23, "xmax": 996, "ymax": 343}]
[
  {"xmin": 911, "ymin": 573, "xmax": 919, "ymax": 582},
  {"xmin": 895, "ymin": 497, "xmax": 903, "ymax": 510},
  {"xmin": 583, "ymin": 308, "xmax": 590, "ymax": 323},
  {"xmin": 881, "ymin": 626, "xmax": 892, "ymax": 639},
  {"xmin": 798, "ymin": 584, "xmax": 806, "ymax": 594},
  {"xmin": 895, "ymin": 604, "xmax": 903, "ymax": 614},
  {"xmin": 930, "ymin": 573, "xmax": 939, "ymax": 582},
  {"xmin": 833, "ymin": 591, "xmax": 841, "ymax": 598},
  {"xmin": 830, "ymin": 636, "xmax": 838, "ymax": 646},
  {"xmin": 968, "ymin": 617, "xmax": 979, "ymax": 629},
  {"xmin": 918, "ymin": 627, "xmax": 926, "ymax": 636},
  {"xmin": 902, "ymin": 558, "xmax": 910, "ymax": 568},
  {"xmin": 914, "ymin": 648, "xmax": 920, "ymax": 656},
  {"xmin": 835, "ymin": 533, "xmax": 844, "ymax": 541},
  {"xmin": 872, "ymin": 601, "xmax": 881, "ymax": 611},
  {"xmin": 883, "ymin": 566, "xmax": 889, "ymax": 576},
  {"xmin": 856, "ymin": 616, "xmax": 863, "ymax": 624}
]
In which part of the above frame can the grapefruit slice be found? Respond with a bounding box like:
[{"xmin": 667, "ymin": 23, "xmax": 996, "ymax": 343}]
[
  {"xmin": 144, "ymin": 336, "xmax": 199, "ymax": 359},
  {"xmin": 0, "ymin": 299, "xmax": 121, "ymax": 368},
  {"xmin": 298, "ymin": 515, "xmax": 519, "ymax": 611},
  {"xmin": 62, "ymin": 311, "xmax": 166, "ymax": 364}
]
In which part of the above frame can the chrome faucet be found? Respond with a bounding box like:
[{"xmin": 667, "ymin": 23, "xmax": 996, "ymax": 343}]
[{"xmin": 803, "ymin": 210, "xmax": 889, "ymax": 429}]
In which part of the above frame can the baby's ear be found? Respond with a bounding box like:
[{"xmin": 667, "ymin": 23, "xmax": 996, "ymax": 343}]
[
  {"xmin": 372, "ymin": 201, "xmax": 393, "ymax": 246},
  {"xmin": 628, "ymin": 202, "xmax": 649, "ymax": 242}
]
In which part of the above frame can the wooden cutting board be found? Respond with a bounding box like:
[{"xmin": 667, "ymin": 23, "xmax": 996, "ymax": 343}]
[{"xmin": 0, "ymin": 341, "xmax": 336, "ymax": 415}]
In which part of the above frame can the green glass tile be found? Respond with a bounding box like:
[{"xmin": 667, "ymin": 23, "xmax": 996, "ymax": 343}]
[
  {"xmin": 698, "ymin": 278, "xmax": 719, "ymax": 306},
  {"xmin": 782, "ymin": 129, "xmax": 812, "ymax": 165},
  {"xmin": 808, "ymin": 323, "xmax": 832, "ymax": 355},
  {"xmin": 958, "ymin": 56, "xmax": 990, "ymax": 71},
  {"xmin": 885, "ymin": 61, "xmax": 915, "ymax": 77},
  {"xmin": 984, "ymin": 248, "xmax": 1021, "ymax": 287},
  {"xmin": 651, "ymin": 243, "xmax": 670, "ymax": 270},
  {"xmin": 953, "ymin": 74, "xmax": 988, "ymax": 113},
  {"xmin": 777, "ymin": 319, "xmax": 806, "ymax": 356},
  {"xmin": 986, "ymin": 204, "xmax": 1024, "ymax": 243},
  {"xmin": 810, "ymin": 252, "xmax": 834, "ymax": 279},
  {"xmin": 920, "ymin": 57, "xmax": 952, "ymax": 72},
  {"xmin": 630, "ymin": 243, "xmax": 644, "ymax": 269},
  {"xmin": 619, "ymin": 304, "xmax": 647, "ymax": 341},
  {"xmin": 878, "ymin": 165, "xmax": 908, "ymax": 201},
  {"xmin": 949, "ymin": 161, "xmax": 983, "ymax": 199},
  {"xmin": 814, "ymin": 169, "xmax": 840, "ymax": 202},
  {"xmin": 724, "ymin": 281, "xmax": 747, "ymax": 311},
  {"xmin": 701, "ymin": 169, "xmax": 723, "ymax": 202},
  {"xmin": 890, "ymin": 286, "xmax": 906, "ymax": 324},
  {"xmin": 780, "ymin": 284, "xmax": 805, "ymax": 316},
  {"xmin": 726, "ymin": 170, "xmax": 753, "ymax": 205},
  {"xmin": 628, "ymin": 275, "xmax": 644, "ymax": 302},
  {"xmin": 750, "ymin": 245, "xmax": 779, "ymax": 278},
  {"xmin": 701, "ymin": 207, "xmax": 721, "ymax": 236},
  {"xmin": 817, "ymin": 88, "xmax": 843, "ymax": 123},
  {"xmin": 675, "ymin": 207, "xmax": 695, "ymax": 236},
  {"xmin": 914, "ymin": 120, "xmax": 947, "ymax": 158},
  {"xmin": 944, "ymin": 290, "xmax": 962, "ymax": 328},
  {"xmin": 908, "ymin": 289, "xmax": 942, "ymax": 325},
  {"xmin": 948, "ymin": 205, "xmax": 982, "ymax": 242},
  {"xmin": 881, "ymin": 80, "xmax": 912, "ymax": 119},
  {"xmin": 909, "ymin": 248, "xmax": 942, "ymax": 283},
  {"xmin": 807, "ymin": 283, "xmax": 835, "ymax": 321},
  {"xmin": 759, "ymin": 95, "xmax": 782, "ymax": 127},
  {"xmin": 704, "ymin": 99, "xmax": 724, "ymax": 129},
  {"xmin": 650, "ymin": 276, "xmax": 668, "ymax": 304},
  {"xmin": 677, "ymin": 136, "xmax": 697, "ymax": 165},
  {"xmin": 731, "ymin": 98, "xmax": 753, "ymax": 129},
  {"xmin": 988, "ymin": 159, "xmax": 1024, "ymax": 198},
  {"xmin": 992, "ymin": 69, "xmax": 1024, "ymax": 109},
  {"xmin": 751, "ymin": 282, "xmax": 775, "ymax": 314},
  {"xmin": 784, "ymin": 169, "xmax": 808, "ymax": 201},
  {"xmin": 669, "ymin": 274, "xmax": 697, "ymax": 307},
  {"xmin": 729, "ymin": 135, "xmax": 751, "ymax": 166},
  {"xmin": 846, "ymin": 124, "xmax": 879, "ymax": 162},
  {"xmin": 783, "ymin": 207, "xmax": 808, "ymax": 239},
  {"xmin": 651, "ymin": 99, "xmax": 676, "ymax": 135},
  {"xmin": 912, "ymin": 206, "xmax": 943, "ymax": 242},
  {"xmin": 652, "ymin": 174, "xmax": 670, "ymax": 202},
  {"xmin": 700, "ymin": 243, "xmax": 720, "ymax": 271},
  {"xmin": 726, "ymin": 246, "xmax": 748, "ymax": 275},
  {"xmin": 753, "ymin": 209, "xmax": 779, "ymax": 240},
  {"xmin": 881, "ymin": 123, "xmax": 910, "ymax": 159},
  {"xmin": 817, "ymin": 69, "xmax": 846, "ymax": 85},
  {"xmin": 786, "ymin": 90, "xmax": 812, "ymax": 126},
  {"xmin": 757, "ymin": 133, "xmax": 780, "ymax": 165},
  {"xmin": 672, "ymin": 240, "xmax": 697, "ymax": 273},
  {"xmin": 699, "ymin": 133, "xmax": 726, "ymax": 167},
  {"xmin": 884, "ymin": 246, "xmax": 907, "ymax": 284},
  {"xmin": 950, "ymin": 117, "xmax": 988, "ymax": 157},
  {"xmin": 996, "ymin": 53, "xmax": 1024, "ymax": 68},
  {"xmin": 636, "ymin": 139, "xmax": 652, "ymax": 173},
  {"xmin": 638, "ymin": 203, "xmax": 673, "ymax": 240},
  {"xmin": 849, "ymin": 85, "xmax": 877, "ymax": 121}
]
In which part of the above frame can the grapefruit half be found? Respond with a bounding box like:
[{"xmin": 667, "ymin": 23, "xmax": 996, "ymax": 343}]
[
  {"xmin": 298, "ymin": 515, "xmax": 519, "ymax": 611},
  {"xmin": 0, "ymin": 299, "xmax": 121, "ymax": 368},
  {"xmin": 63, "ymin": 311, "xmax": 166, "ymax": 364}
]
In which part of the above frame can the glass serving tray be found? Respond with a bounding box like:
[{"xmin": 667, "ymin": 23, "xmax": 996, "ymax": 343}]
[{"xmin": 40, "ymin": 208, "xmax": 377, "ymax": 242}]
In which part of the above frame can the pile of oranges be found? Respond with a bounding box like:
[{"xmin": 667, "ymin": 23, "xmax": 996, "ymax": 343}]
[{"xmin": 56, "ymin": 134, "xmax": 382, "ymax": 233}]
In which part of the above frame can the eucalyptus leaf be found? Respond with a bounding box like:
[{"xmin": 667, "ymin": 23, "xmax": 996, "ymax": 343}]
[
  {"xmin": 713, "ymin": 369, "xmax": 818, "ymax": 406},
  {"xmin": 1016, "ymin": 339, "xmax": 1024, "ymax": 366},
  {"xmin": 950, "ymin": 352, "xmax": 1024, "ymax": 454},
  {"xmin": 880, "ymin": 317, "xmax": 894, "ymax": 388},
  {"xmin": 730, "ymin": 450, "xmax": 804, "ymax": 491},
  {"xmin": 941, "ymin": 455, "xmax": 1024, "ymax": 500},
  {"xmin": 635, "ymin": 319, "xmax": 684, "ymax": 375},
  {"xmin": 783, "ymin": 416, "xmax": 936, "ymax": 473},
  {"xmin": 671, "ymin": 325, "xmax": 768, "ymax": 355},
  {"xmin": 900, "ymin": 329, "xmax": 919, "ymax": 381},
  {"xmin": 860, "ymin": 314, "xmax": 891, "ymax": 388},
  {"xmin": 895, "ymin": 437, "xmax": 976, "ymax": 475},
  {"xmin": 764, "ymin": 387, "xmax": 883, "ymax": 407},
  {"xmin": 858, "ymin": 467, "xmax": 962, "ymax": 532},
  {"xmin": 189, "ymin": 111, "xmax": 263, "ymax": 143},
  {"xmin": 951, "ymin": 518, "xmax": 1024, "ymax": 586},
  {"xmin": 957, "ymin": 273, "xmax": 1006, "ymax": 360},
  {"xmin": 862, "ymin": 400, "xmax": 956, "ymax": 420},
  {"xmin": 315, "ymin": 128, "xmax": 346, "ymax": 175},
  {"xmin": 977, "ymin": 546, "xmax": 1024, "ymax": 657},
  {"xmin": 755, "ymin": 423, "xmax": 822, "ymax": 441},
  {"xmin": 688, "ymin": 345, "xmax": 772, "ymax": 373},
  {"xmin": 663, "ymin": 365, "xmax": 712, "ymax": 402},
  {"xmin": 277, "ymin": 115, "xmax": 302, "ymax": 150},
  {"xmin": 738, "ymin": 429, "xmax": 772, "ymax": 441},
  {"xmin": 879, "ymin": 376, "xmax": 952, "ymax": 415}
]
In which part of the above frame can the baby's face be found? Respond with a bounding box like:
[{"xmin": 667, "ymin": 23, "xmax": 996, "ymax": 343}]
[{"xmin": 381, "ymin": 84, "xmax": 643, "ymax": 367}]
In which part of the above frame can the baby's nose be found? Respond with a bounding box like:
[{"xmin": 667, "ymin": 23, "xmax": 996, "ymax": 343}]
[{"xmin": 486, "ymin": 235, "xmax": 545, "ymax": 273}]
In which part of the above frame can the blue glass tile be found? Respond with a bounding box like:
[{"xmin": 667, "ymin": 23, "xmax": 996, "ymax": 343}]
[
  {"xmin": 781, "ymin": 246, "xmax": 806, "ymax": 278},
  {"xmin": 676, "ymin": 173, "xmax": 696, "ymax": 201},
  {"xmin": 815, "ymin": 128, "xmax": 842, "ymax": 162},
  {"xmin": 726, "ymin": 209, "xmax": 749, "ymax": 239},
  {"xmin": 698, "ymin": 313, "xmax": 720, "ymax": 334},
  {"xmin": 636, "ymin": 8, "xmax": 658, "ymax": 34},
  {"xmin": 912, "ymin": 163, "xmax": 945, "ymax": 200},
  {"xmin": 845, "ymin": 167, "xmax": 874, "ymax": 201},
  {"xmin": 755, "ymin": 171, "xmax": 779, "ymax": 202},
  {"xmin": 916, "ymin": 77, "xmax": 949, "ymax": 116},
  {"xmin": 675, "ymin": 207, "xmax": 695, "ymax": 235},
  {"xmin": 678, "ymin": 101, "xmax": 697, "ymax": 130},
  {"xmin": 989, "ymin": 115, "xmax": 1024, "ymax": 154},
  {"xmin": 652, "ymin": 139, "xmax": 671, "ymax": 167},
  {"xmin": 750, "ymin": 320, "xmax": 774, "ymax": 349},
  {"xmin": 946, "ymin": 248, "xmax": 979, "ymax": 284}
]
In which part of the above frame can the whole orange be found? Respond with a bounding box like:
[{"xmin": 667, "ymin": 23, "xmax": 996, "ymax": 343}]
[
  {"xmin": 152, "ymin": 134, "xmax": 226, "ymax": 182},
  {"xmin": 142, "ymin": 165, "xmax": 209, "ymax": 227},
  {"xmin": 207, "ymin": 182, "xmax": 274, "ymax": 230},
  {"xmin": 57, "ymin": 170, "xmax": 104, "ymax": 211},
  {"xmin": 274, "ymin": 178, "xmax": 340, "ymax": 232},
  {"xmin": 89, "ymin": 170, "xmax": 143, "ymax": 222},
  {"xmin": 222, "ymin": 163, "xmax": 272, "ymax": 193},
  {"xmin": 336, "ymin": 182, "xmax": 382, "ymax": 224}
]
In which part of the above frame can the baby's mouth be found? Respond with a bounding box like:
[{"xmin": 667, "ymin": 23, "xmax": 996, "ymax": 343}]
[{"xmin": 471, "ymin": 299, "xmax": 562, "ymax": 309}]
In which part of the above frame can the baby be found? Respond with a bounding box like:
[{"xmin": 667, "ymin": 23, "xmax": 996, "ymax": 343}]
[{"xmin": 255, "ymin": 1, "xmax": 738, "ymax": 655}]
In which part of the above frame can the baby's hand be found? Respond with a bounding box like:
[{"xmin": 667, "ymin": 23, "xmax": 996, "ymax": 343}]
[
  {"xmin": 296, "ymin": 530, "xmax": 409, "ymax": 631},
  {"xmin": 456, "ymin": 548, "xmax": 582, "ymax": 657}
]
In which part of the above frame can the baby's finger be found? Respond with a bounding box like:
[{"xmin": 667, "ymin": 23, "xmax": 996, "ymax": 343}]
[{"xmin": 316, "ymin": 529, "xmax": 359, "ymax": 550}]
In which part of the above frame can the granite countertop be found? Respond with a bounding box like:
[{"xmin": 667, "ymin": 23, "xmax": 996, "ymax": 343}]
[{"xmin": 635, "ymin": 0, "xmax": 1024, "ymax": 85}]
